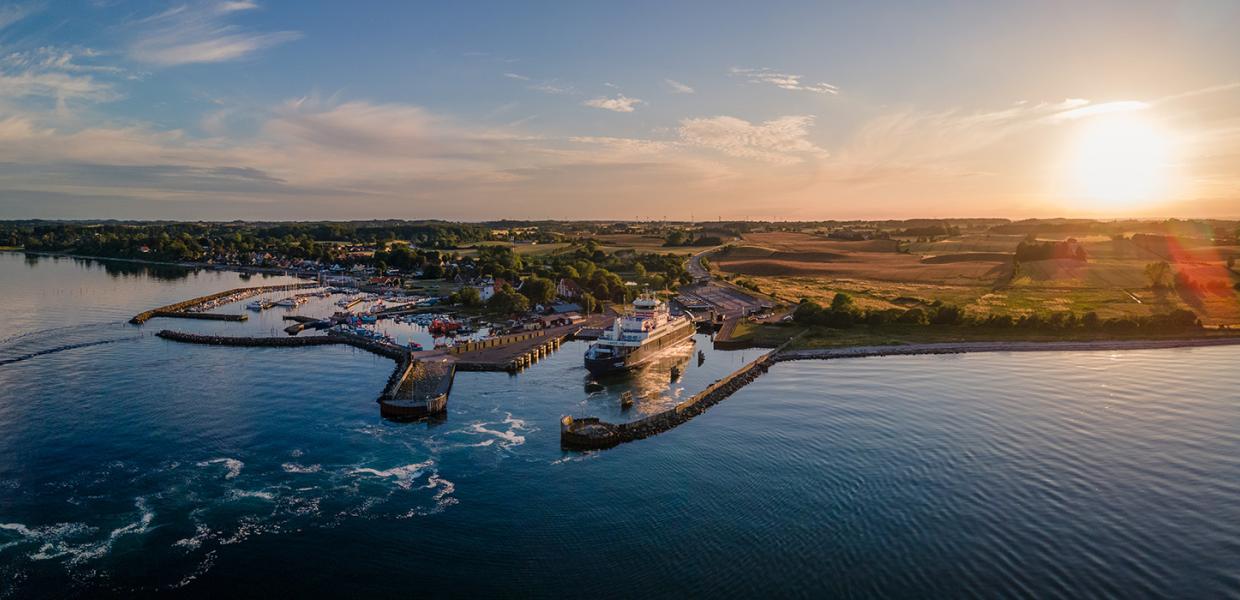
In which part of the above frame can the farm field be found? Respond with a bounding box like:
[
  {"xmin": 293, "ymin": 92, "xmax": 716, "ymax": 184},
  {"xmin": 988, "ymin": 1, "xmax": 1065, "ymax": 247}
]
[
  {"xmin": 712, "ymin": 231, "xmax": 1240, "ymax": 326},
  {"xmin": 460, "ymin": 241, "xmax": 572, "ymax": 257},
  {"xmin": 594, "ymin": 233, "xmax": 707, "ymax": 256}
]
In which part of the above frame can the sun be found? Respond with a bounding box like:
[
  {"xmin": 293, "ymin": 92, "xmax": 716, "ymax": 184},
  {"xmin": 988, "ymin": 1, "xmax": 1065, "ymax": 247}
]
[{"xmin": 1067, "ymin": 113, "xmax": 1175, "ymax": 210}]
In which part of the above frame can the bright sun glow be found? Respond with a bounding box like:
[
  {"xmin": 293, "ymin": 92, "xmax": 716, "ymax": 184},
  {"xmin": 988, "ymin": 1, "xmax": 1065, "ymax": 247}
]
[{"xmin": 1068, "ymin": 114, "xmax": 1175, "ymax": 210}]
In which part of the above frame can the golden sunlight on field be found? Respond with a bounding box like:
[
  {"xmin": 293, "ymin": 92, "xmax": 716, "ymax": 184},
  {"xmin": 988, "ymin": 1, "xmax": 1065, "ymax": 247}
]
[{"xmin": 712, "ymin": 230, "xmax": 1240, "ymax": 326}]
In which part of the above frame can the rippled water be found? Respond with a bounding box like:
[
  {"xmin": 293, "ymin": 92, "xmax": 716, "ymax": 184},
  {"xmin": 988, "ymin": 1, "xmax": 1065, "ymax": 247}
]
[{"xmin": 1, "ymin": 252, "xmax": 1238, "ymax": 598}]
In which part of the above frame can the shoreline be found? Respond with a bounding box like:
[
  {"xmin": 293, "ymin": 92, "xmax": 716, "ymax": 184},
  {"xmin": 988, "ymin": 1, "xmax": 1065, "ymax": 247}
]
[
  {"xmin": 5, "ymin": 249, "xmax": 301, "ymax": 276},
  {"xmin": 776, "ymin": 336, "xmax": 1240, "ymax": 362}
]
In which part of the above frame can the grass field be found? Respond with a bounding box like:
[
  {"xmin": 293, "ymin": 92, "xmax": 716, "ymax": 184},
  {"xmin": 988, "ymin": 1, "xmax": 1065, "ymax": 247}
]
[
  {"xmin": 714, "ymin": 231, "xmax": 1240, "ymax": 326},
  {"xmin": 460, "ymin": 234, "xmax": 704, "ymax": 258},
  {"xmin": 728, "ymin": 320, "xmax": 1240, "ymax": 350},
  {"xmin": 594, "ymin": 233, "xmax": 705, "ymax": 256},
  {"xmin": 458, "ymin": 241, "xmax": 573, "ymax": 258}
]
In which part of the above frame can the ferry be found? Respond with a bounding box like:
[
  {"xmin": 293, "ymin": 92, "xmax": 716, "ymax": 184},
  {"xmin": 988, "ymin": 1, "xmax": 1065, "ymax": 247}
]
[{"xmin": 584, "ymin": 295, "xmax": 695, "ymax": 376}]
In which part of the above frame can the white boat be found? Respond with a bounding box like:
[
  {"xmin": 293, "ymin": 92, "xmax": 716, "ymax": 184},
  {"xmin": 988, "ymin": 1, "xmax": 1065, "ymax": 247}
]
[
  {"xmin": 584, "ymin": 295, "xmax": 695, "ymax": 376},
  {"xmin": 275, "ymin": 297, "xmax": 297, "ymax": 307},
  {"xmin": 246, "ymin": 300, "xmax": 267, "ymax": 311}
]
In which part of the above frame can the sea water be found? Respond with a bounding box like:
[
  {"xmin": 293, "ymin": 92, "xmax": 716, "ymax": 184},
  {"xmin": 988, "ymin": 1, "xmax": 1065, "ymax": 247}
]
[{"xmin": 1, "ymin": 252, "xmax": 1237, "ymax": 597}]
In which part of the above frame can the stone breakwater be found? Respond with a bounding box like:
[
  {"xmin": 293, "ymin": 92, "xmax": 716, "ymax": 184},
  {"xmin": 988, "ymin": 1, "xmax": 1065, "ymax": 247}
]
[
  {"xmin": 154, "ymin": 329, "xmax": 407, "ymax": 360},
  {"xmin": 154, "ymin": 330, "xmax": 451, "ymax": 420},
  {"xmin": 774, "ymin": 337, "xmax": 1240, "ymax": 362},
  {"xmin": 130, "ymin": 283, "xmax": 319, "ymax": 324},
  {"xmin": 561, "ymin": 352, "xmax": 777, "ymax": 450},
  {"xmin": 559, "ymin": 334, "xmax": 1240, "ymax": 450}
]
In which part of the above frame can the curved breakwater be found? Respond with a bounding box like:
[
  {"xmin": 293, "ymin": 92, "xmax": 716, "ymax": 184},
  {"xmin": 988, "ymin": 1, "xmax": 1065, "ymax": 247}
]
[
  {"xmin": 561, "ymin": 350, "xmax": 777, "ymax": 449},
  {"xmin": 154, "ymin": 329, "xmax": 408, "ymax": 360},
  {"xmin": 130, "ymin": 283, "xmax": 319, "ymax": 324}
]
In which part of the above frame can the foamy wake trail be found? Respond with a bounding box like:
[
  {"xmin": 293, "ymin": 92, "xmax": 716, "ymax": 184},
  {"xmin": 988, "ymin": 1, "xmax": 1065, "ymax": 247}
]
[
  {"xmin": 0, "ymin": 320, "xmax": 126, "ymax": 347},
  {"xmin": 281, "ymin": 463, "xmax": 322, "ymax": 474},
  {"xmin": 551, "ymin": 451, "xmax": 600, "ymax": 465},
  {"xmin": 466, "ymin": 412, "xmax": 533, "ymax": 450},
  {"xmin": 400, "ymin": 472, "xmax": 458, "ymax": 518},
  {"xmin": 197, "ymin": 458, "xmax": 243, "ymax": 479},
  {"xmin": 0, "ymin": 521, "xmax": 94, "ymax": 554},
  {"xmin": 27, "ymin": 497, "xmax": 154, "ymax": 565},
  {"xmin": 0, "ymin": 336, "xmax": 142, "ymax": 367},
  {"xmin": 228, "ymin": 489, "xmax": 276, "ymax": 501},
  {"xmin": 350, "ymin": 460, "xmax": 435, "ymax": 490}
]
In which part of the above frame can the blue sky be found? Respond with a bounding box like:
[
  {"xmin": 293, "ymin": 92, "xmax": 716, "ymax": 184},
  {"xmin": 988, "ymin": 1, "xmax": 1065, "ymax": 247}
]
[{"xmin": 1, "ymin": 0, "xmax": 1238, "ymax": 220}]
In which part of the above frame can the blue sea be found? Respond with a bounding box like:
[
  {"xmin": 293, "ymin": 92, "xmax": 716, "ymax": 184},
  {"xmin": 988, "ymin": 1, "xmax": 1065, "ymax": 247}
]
[{"xmin": 1, "ymin": 252, "xmax": 1238, "ymax": 598}]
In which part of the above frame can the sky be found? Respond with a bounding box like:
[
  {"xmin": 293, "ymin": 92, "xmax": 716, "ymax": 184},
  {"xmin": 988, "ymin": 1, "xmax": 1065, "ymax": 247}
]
[{"xmin": 0, "ymin": 0, "xmax": 1238, "ymax": 221}]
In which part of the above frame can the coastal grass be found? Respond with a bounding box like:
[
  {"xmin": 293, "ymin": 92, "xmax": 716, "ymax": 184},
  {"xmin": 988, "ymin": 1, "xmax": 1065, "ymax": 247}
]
[
  {"xmin": 729, "ymin": 321, "xmax": 1240, "ymax": 350},
  {"xmin": 713, "ymin": 231, "xmax": 1240, "ymax": 327}
]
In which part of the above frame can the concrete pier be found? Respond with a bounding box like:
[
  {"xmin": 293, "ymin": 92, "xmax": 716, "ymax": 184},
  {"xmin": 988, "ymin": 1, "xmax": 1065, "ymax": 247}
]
[
  {"xmin": 452, "ymin": 315, "xmax": 608, "ymax": 372},
  {"xmin": 379, "ymin": 359, "xmax": 454, "ymax": 420}
]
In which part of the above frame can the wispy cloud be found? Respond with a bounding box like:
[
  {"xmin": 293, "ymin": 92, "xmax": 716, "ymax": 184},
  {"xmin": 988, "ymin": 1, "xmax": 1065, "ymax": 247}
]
[
  {"xmin": 531, "ymin": 82, "xmax": 576, "ymax": 95},
  {"xmin": 0, "ymin": 46, "xmax": 124, "ymax": 110},
  {"xmin": 678, "ymin": 115, "xmax": 827, "ymax": 164},
  {"xmin": 0, "ymin": 71, "xmax": 116, "ymax": 103},
  {"xmin": 1047, "ymin": 100, "xmax": 1149, "ymax": 121},
  {"xmin": 730, "ymin": 67, "xmax": 838, "ymax": 95},
  {"xmin": 504, "ymin": 72, "xmax": 577, "ymax": 95},
  {"xmin": 3, "ymin": 47, "xmax": 124, "ymax": 75},
  {"xmin": 583, "ymin": 94, "xmax": 642, "ymax": 113},
  {"xmin": 0, "ymin": 2, "xmax": 44, "ymax": 30},
  {"xmin": 664, "ymin": 78, "xmax": 694, "ymax": 94},
  {"xmin": 128, "ymin": 2, "xmax": 301, "ymax": 66}
]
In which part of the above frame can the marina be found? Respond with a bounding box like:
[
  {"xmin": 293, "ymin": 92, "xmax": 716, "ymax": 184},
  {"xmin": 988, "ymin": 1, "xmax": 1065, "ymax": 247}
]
[
  {"xmin": 3, "ymin": 244, "xmax": 1240, "ymax": 598},
  {"xmin": 135, "ymin": 281, "xmax": 777, "ymax": 440},
  {"xmin": 130, "ymin": 282, "xmax": 320, "ymax": 324}
]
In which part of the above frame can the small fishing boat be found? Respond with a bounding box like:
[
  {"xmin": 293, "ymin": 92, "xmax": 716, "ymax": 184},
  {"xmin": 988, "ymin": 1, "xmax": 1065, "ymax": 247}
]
[
  {"xmin": 429, "ymin": 319, "xmax": 462, "ymax": 335},
  {"xmin": 275, "ymin": 298, "xmax": 297, "ymax": 307},
  {"xmin": 620, "ymin": 391, "xmax": 634, "ymax": 408},
  {"xmin": 246, "ymin": 300, "xmax": 266, "ymax": 311},
  {"xmin": 585, "ymin": 380, "xmax": 604, "ymax": 393}
]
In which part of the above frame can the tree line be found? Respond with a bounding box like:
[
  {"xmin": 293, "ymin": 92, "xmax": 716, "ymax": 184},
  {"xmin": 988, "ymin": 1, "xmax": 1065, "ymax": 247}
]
[{"xmin": 793, "ymin": 293, "xmax": 1202, "ymax": 332}]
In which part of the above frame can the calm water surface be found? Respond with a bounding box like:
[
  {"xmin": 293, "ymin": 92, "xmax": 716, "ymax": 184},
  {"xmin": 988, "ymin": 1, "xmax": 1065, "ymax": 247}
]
[{"xmin": 1, "ymin": 252, "xmax": 1238, "ymax": 598}]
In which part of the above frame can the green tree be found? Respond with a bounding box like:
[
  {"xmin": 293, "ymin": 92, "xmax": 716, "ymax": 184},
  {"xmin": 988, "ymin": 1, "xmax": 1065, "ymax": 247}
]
[
  {"xmin": 487, "ymin": 285, "xmax": 530, "ymax": 314},
  {"xmin": 520, "ymin": 276, "xmax": 556, "ymax": 305},
  {"xmin": 1145, "ymin": 261, "xmax": 1172, "ymax": 289},
  {"xmin": 456, "ymin": 286, "xmax": 482, "ymax": 307}
]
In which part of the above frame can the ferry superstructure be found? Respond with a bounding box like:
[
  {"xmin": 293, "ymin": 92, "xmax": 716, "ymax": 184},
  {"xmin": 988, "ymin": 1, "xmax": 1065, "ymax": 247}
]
[{"xmin": 584, "ymin": 295, "xmax": 695, "ymax": 376}]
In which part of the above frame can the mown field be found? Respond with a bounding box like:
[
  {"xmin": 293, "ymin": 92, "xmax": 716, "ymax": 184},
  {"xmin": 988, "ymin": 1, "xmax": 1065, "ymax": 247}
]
[
  {"xmin": 461, "ymin": 234, "xmax": 704, "ymax": 258},
  {"xmin": 712, "ymin": 231, "xmax": 1240, "ymax": 326}
]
